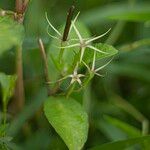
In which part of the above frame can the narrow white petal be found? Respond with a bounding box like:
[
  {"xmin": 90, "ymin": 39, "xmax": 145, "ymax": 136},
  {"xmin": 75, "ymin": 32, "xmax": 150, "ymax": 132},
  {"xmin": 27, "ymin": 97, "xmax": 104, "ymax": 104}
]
[
  {"xmin": 68, "ymin": 75, "xmax": 74, "ymax": 78},
  {"xmin": 72, "ymin": 22, "xmax": 83, "ymax": 42},
  {"xmin": 57, "ymin": 43, "xmax": 80, "ymax": 49},
  {"xmin": 70, "ymin": 38, "xmax": 79, "ymax": 41},
  {"xmin": 69, "ymin": 12, "xmax": 80, "ymax": 35},
  {"xmin": 86, "ymin": 28, "xmax": 111, "ymax": 44},
  {"xmin": 95, "ymin": 58, "xmax": 113, "ymax": 72},
  {"xmin": 80, "ymin": 47, "xmax": 85, "ymax": 62},
  {"xmin": 47, "ymin": 75, "xmax": 71, "ymax": 84},
  {"xmin": 47, "ymin": 26, "xmax": 59, "ymax": 40},
  {"xmin": 87, "ymin": 45, "xmax": 108, "ymax": 54},
  {"xmin": 92, "ymin": 51, "xmax": 96, "ymax": 71},
  {"xmin": 45, "ymin": 12, "xmax": 61, "ymax": 36},
  {"xmin": 95, "ymin": 72, "xmax": 104, "ymax": 77},
  {"xmin": 78, "ymin": 74, "xmax": 85, "ymax": 77},
  {"xmin": 70, "ymin": 78, "xmax": 76, "ymax": 84},
  {"xmin": 76, "ymin": 78, "xmax": 82, "ymax": 85},
  {"xmin": 73, "ymin": 63, "xmax": 79, "ymax": 75}
]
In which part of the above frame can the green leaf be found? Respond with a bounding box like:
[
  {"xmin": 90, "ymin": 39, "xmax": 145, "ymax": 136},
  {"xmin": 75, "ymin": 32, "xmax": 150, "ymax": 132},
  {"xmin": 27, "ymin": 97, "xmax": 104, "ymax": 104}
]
[
  {"xmin": 89, "ymin": 136, "xmax": 150, "ymax": 150},
  {"xmin": 0, "ymin": 72, "xmax": 17, "ymax": 105},
  {"xmin": 82, "ymin": 3, "xmax": 150, "ymax": 25},
  {"xmin": 0, "ymin": 124, "xmax": 9, "ymax": 137},
  {"xmin": 104, "ymin": 115, "xmax": 141, "ymax": 138},
  {"xmin": 44, "ymin": 96, "xmax": 89, "ymax": 150},
  {"xmin": 0, "ymin": 16, "xmax": 24, "ymax": 55},
  {"xmin": 84, "ymin": 43, "xmax": 118, "ymax": 63}
]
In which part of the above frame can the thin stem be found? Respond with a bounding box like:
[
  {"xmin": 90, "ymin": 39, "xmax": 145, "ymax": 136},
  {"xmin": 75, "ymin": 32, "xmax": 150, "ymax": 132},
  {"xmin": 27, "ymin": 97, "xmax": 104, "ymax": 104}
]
[
  {"xmin": 58, "ymin": 5, "xmax": 75, "ymax": 62},
  {"xmin": 14, "ymin": 45, "xmax": 25, "ymax": 112},
  {"xmin": 3, "ymin": 102, "xmax": 7, "ymax": 136},
  {"xmin": 58, "ymin": 42, "xmax": 65, "ymax": 63},
  {"xmin": 38, "ymin": 38, "xmax": 51, "ymax": 96},
  {"xmin": 66, "ymin": 83, "xmax": 76, "ymax": 98},
  {"xmin": 15, "ymin": 0, "xmax": 23, "ymax": 14},
  {"xmin": 62, "ymin": 5, "xmax": 75, "ymax": 41},
  {"xmin": 23, "ymin": 0, "xmax": 30, "ymax": 12},
  {"xmin": 13, "ymin": 0, "xmax": 29, "ymax": 113}
]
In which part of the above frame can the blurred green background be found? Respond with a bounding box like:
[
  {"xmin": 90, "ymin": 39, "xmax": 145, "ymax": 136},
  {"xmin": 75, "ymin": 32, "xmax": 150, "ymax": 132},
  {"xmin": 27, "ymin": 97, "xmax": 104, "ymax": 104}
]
[{"xmin": 0, "ymin": 0, "xmax": 150, "ymax": 149}]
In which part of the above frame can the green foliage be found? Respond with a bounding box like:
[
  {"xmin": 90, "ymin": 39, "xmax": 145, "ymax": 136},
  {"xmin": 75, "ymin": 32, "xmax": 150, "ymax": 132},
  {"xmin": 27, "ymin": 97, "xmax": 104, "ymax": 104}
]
[
  {"xmin": 0, "ymin": 72, "xmax": 17, "ymax": 105},
  {"xmin": 104, "ymin": 115, "xmax": 141, "ymax": 138},
  {"xmin": 82, "ymin": 3, "xmax": 150, "ymax": 24},
  {"xmin": 84, "ymin": 43, "xmax": 118, "ymax": 63},
  {"xmin": 0, "ymin": 0, "xmax": 150, "ymax": 149},
  {"xmin": 44, "ymin": 97, "xmax": 88, "ymax": 150},
  {"xmin": 0, "ymin": 16, "xmax": 24, "ymax": 55},
  {"xmin": 89, "ymin": 135, "xmax": 150, "ymax": 150}
]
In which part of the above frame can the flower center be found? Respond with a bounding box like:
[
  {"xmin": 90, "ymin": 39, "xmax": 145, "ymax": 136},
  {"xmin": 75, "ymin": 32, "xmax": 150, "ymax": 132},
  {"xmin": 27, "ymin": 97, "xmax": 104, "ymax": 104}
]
[{"xmin": 80, "ymin": 40, "xmax": 87, "ymax": 48}]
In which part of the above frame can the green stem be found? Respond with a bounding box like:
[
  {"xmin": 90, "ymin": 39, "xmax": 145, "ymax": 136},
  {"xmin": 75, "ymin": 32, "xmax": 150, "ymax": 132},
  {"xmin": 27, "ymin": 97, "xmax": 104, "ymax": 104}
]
[
  {"xmin": 58, "ymin": 42, "xmax": 65, "ymax": 63},
  {"xmin": 15, "ymin": 0, "xmax": 23, "ymax": 14},
  {"xmin": 38, "ymin": 38, "xmax": 51, "ymax": 96},
  {"xmin": 2, "ymin": 102, "xmax": 7, "ymax": 136},
  {"xmin": 14, "ymin": 45, "xmax": 25, "ymax": 112},
  {"xmin": 82, "ymin": 73, "xmax": 94, "ymax": 88},
  {"xmin": 66, "ymin": 83, "xmax": 76, "ymax": 98}
]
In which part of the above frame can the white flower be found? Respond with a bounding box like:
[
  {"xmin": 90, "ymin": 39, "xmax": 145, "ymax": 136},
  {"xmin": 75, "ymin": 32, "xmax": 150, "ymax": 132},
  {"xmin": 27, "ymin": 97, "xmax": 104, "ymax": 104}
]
[
  {"xmin": 47, "ymin": 63, "xmax": 84, "ymax": 86},
  {"xmin": 58, "ymin": 19, "xmax": 111, "ymax": 62},
  {"xmin": 82, "ymin": 51, "xmax": 113, "ymax": 77}
]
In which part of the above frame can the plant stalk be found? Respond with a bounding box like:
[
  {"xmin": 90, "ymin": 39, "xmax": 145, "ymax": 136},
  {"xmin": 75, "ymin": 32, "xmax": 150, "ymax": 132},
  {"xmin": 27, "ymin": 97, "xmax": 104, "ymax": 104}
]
[
  {"xmin": 14, "ymin": 45, "xmax": 25, "ymax": 112},
  {"xmin": 58, "ymin": 5, "xmax": 75, "ymax": 62},
  {"xmin": 38, "ymin": 38, "xmax": 51, "ymax": 96},
  {"xmin": 66, "ymin": 83, "xmax": 76, "ymax": 98},
  {"xmin": 13, "ymin": 0, "xmax": 29, "ymax": 112}
]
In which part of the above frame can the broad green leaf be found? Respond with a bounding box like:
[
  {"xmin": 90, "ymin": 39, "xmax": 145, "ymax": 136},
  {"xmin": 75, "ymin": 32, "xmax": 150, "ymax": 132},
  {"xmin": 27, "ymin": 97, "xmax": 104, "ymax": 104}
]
[
  {"xmin": 44, "ymin": 97, "xmax": 89, "ymax": 150},
  {"xmin": 0, "ymin": 72, "xmax": 17, "ymax": 105},
  {"xmin": 82, "ymin": 3, "xmax": 150, "ymax": 25},
  {"xmin": 89, "ymin": 136, "xmax": 150, "ymax": 150},
  {"xmin": 0, "ymin": 16, "xmax": 24, "ymax": 55},
  {"xmin": 104, "ymin": 115, "xmax": 141, "ymax": 138},
  {"xmin": 84, "ymin": 43, "xmax": 118, "ymax": 63}
]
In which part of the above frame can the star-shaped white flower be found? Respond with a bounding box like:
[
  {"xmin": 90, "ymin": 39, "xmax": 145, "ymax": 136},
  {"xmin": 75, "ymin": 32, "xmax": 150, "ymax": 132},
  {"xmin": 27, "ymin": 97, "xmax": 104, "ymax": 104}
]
[
  {"xmin": 47, "ymin": 63, "xmax": 84, "ymax": 86},
  {"xmin": 82, "ymin": 51, "xmax": 113, "ymax": 77},
  {"xmin": 58, "ymin": 20, "xmax": 111, "ymax": 62}
]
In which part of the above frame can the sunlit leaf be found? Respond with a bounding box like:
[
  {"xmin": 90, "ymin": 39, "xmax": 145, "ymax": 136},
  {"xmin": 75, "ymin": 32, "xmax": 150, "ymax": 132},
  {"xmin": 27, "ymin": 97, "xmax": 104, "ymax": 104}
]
[
  {"xmin": 44, "ymin": 96, "xmax": 89, "ymax": 150},
  {"xmin": 84, "ymin": 43, "xmax": 118, "ymax": 63},
  {"xmin": 0, "ymin": 16, "xmax": 24, "ymax": 55},
  {"xmin": 0, "ymin": 72, "xmax": 17, "ymax": 105}
]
